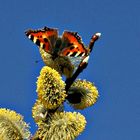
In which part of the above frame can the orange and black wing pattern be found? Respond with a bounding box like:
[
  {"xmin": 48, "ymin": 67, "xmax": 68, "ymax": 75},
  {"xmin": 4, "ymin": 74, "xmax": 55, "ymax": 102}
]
[
  {"xmin": 60, "ymin": 31, "xmax": 88, "ymax": 57},
  {"xmin": 25, "ymin": 27, "xmax": 58, "ymax": 53}
]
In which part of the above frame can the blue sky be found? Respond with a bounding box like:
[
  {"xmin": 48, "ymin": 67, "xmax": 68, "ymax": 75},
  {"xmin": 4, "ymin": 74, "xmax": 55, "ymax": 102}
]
[{"xmin": 0, "ymin": 0, "xmax": 140, "ymax": 139}]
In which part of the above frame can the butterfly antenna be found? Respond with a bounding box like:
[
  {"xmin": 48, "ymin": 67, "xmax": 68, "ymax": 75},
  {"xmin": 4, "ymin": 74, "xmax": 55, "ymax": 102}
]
[{"xmin": 88, "ymin": 33, "xmax": 101, "ymax": 53}]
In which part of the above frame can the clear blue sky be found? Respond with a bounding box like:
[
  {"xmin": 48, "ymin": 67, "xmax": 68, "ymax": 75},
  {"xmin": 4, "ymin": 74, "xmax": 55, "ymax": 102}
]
[{"xmin": 0, "ymin": 0, "xmax": 140, "ymax": 139}]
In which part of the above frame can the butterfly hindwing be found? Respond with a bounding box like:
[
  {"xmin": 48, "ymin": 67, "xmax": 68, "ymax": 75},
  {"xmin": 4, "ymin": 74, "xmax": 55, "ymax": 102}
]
[
  {"xmin": 59, "ymin": 31, "xmax": 88, "ymax": 57},
  {"xmin": 25, "ymin": 27, "xmax": 58, "ymax": 53}
]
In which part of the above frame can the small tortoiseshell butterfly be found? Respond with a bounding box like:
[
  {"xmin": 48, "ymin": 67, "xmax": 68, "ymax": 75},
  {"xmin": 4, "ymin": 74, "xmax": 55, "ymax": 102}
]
[{"xmin": 25, "ymin": 26, "xmax": 101, "ymax": 78}]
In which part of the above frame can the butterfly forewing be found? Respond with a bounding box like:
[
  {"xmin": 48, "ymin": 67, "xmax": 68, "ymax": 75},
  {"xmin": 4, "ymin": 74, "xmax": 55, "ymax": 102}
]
[
  {"xmin": 60, "ymin": 31, "xmax": 88, "ymax": 57},
  {"xmin": 25, "ymin": 27, "xmax": 58, "ymax": 53}
]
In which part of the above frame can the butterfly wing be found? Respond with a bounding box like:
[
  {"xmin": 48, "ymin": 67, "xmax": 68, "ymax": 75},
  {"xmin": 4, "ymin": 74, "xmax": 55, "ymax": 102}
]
[
  {"xmin": 58, "ymin": 31, "xmax": 88, "ymax": 70},
  {"xmin": 59, "ymin": 31, "xmax": 88, "ymax": 57},
  {"xmin": 25, "ymin": 26, "xmax": 58, "ymax": 53}
]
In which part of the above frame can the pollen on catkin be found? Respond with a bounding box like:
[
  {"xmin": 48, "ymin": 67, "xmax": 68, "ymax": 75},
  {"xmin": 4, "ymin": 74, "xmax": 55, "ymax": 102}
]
[
  {"xmin": 0, "ymin": 108, "xmax": 30, "ymax": 140},
  {"xmin": 36, "ymin": 66, "xmax": 67, "ymax": 109},
  {"xmin": 67, "ymin": 79, "xmax": 99, "ymax": 110},
  {"xmin": 36, "ymin": 112, "xmax": 86, "ymax": 140}
]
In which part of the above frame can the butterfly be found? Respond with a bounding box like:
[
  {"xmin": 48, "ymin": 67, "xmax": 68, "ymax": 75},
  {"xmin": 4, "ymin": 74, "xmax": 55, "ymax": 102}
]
[{"xmin": 25, "ymin": 26, "xmax": 90, "ymax": 78}]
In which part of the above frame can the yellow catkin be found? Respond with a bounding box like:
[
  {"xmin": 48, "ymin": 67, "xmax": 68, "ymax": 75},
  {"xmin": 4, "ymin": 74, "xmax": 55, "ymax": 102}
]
[
  {"xmin": 36, "ymin": 112, "xmax": 86, "ymax": 140},
  {"xmin": 39, "ymin": 48, "xmax": 61, "ymax": 74},
  {"xmin": 32, "ymin": 99, "xmax": 48, "ymax": 123},
  {"xmin": 0, "ymin": 108, "xmax": 30, "ymax": 140},
  {"xmin": 39, "ymin": 48, "xmax": 74, "ymax": 78},
  {"xmin": 68, "ymin": 79, "xmax": 99, "ymax": 110},
  {"xmin": 36, "ymin": 66, "xmax": 67, "ymax": 109}
]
